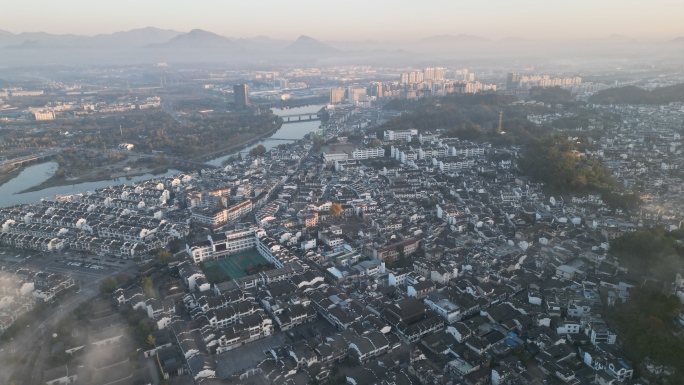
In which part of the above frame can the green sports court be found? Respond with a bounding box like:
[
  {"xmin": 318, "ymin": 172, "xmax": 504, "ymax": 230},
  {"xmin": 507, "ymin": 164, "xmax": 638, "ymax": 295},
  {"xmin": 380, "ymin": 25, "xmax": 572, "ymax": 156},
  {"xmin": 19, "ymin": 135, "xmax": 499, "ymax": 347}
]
[{"xmin": 201, "ymin": 249, "xmax": 270, "ymax": 283}]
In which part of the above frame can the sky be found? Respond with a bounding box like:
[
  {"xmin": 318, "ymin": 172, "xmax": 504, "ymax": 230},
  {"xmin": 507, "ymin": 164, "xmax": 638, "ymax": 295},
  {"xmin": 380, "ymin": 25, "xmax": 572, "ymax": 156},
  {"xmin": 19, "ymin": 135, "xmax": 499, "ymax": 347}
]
[{"xmin": 2, "ymin": 0, "xmax": 683, "ymax": 41}]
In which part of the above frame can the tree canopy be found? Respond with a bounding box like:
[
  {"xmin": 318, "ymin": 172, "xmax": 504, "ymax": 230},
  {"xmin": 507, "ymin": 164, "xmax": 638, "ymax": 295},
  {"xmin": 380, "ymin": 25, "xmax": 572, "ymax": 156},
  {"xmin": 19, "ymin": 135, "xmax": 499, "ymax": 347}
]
[
  {"xmin": 518, "ymin": 134, "xmax": 619, "ymax": 194},
  {"xmin": 329, "ymin": 203, "xmax": 343, "ymax": 218},
  {"xmin": 248, "ymin": 144, "xmax": 267, "ymax": 157},
  {"xmin": 99, "ymin": 276, "xmax": 117, "ymax": 295},
  {"xmin": 589, "ymin": 83, "xmax": 684, "ymax": 105},
  {"xmin": 605, "ymin": 285, "xmax": 684, "ymax": 380},
  {"xmin": 609, "ymin": 227, "xmax": 684, "ymax": 280}
]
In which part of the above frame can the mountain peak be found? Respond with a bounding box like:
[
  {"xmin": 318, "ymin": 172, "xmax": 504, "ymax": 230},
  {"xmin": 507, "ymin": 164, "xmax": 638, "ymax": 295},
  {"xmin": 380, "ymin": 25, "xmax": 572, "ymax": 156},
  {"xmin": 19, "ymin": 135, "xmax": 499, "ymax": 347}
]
[
  {"xmin": 284, "ymin": 35, "xmax": 338, "ymax": 54},
  {"xmin": 156, "ymin": 29, "xmax": 235, "ymax": 48}
]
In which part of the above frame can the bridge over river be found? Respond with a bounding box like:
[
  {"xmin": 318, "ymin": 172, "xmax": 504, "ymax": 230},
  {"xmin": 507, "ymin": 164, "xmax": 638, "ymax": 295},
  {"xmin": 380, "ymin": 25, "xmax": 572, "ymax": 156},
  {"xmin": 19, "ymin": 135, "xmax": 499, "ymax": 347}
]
[
  {"xmin": 0, "ymin": 150, "xmax": 60, "ymax": 170},
  {"xmin": 280, "ymin": 112, "xmax": 321, "ymax": 123}
]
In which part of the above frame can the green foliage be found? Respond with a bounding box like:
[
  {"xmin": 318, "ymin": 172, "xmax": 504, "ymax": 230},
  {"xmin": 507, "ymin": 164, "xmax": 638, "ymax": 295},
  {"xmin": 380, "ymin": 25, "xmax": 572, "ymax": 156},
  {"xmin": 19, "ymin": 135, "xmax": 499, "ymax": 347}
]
[
  {"xmin": 609, "ymin": 227, "xmax": 684, "ymax": 280},
  {"xmin": 518, "ymin": 134, "xmax": 619, "ymax": 194},
  {"xmin": 142, "ymin": 276, "xmax": 157, "ymax": 299},
  {"xmin": 442, "ymin": 123, "xmax": 484, "ymax": 141},
  {"xmin": 99, "ymin": 276, "xmax": 117, "ymax": 295},
  {"xmin": 134, "ymin": 321, "xmax": 152, "ymax": 348},
  {"xmin": 605, "ymin": 286, "xmax": 683, "ymax": 374},
  {"xmin": 249, "ymin": 144, "xmax": 267, "ymax": 157},
  {"xmin": 379, "ymin": 92, "xmax": 518, "ymax": 135},
  {"xmin": 589, "ymin": 84, "xmax": 684, "ymax": 105},
  {"xmin": 3, "ymin": 109, "xmax": 278, "ymax": 159},
  {"xmin": 601, "ymin": 191, "xmax": 641, "ymax": 211},
  {"xmin": 528, "ymin": 86, "xmax": 574, "ymax": 105},
  {"xmin": 157, "ymin": 250, "xmax": 172, "ymax": 263}
]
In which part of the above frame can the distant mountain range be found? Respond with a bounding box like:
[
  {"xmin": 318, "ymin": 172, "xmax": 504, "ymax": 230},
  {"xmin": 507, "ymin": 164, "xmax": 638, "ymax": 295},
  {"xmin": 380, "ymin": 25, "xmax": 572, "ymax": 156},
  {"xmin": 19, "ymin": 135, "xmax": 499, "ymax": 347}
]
[
  {"xmin": 0, "ymin": 27, "xmax": 182, "ymax": 48},
  {"xmin": 0, "ymin": 28, "xmax": 682, "ymax": 65}
]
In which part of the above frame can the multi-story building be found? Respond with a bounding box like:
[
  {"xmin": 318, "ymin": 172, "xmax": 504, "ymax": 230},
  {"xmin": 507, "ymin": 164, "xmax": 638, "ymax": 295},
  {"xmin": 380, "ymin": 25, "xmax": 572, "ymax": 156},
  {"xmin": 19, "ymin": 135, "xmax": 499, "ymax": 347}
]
[
  {"xmin": 330, "ymin": 88, "xmax": 345, "ymax": 104},
  {"xmin": 384, "ymin": 129, "xmax": 418, "ymax": 142},
  {"xmin": 233, "ymin": 84, "xmax": 249, "ymax": 107},
  {"xmin": 351, "ymin": 147, "xmax": 385, "ymax": 160}
]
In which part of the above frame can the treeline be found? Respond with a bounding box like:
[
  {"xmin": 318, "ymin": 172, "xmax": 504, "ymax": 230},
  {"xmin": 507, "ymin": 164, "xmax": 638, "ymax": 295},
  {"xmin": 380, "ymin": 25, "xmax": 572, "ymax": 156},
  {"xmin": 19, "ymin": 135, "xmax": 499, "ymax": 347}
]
[
  {"xmin": 174, "ymin": 97, "xmax": 230, "ymax": 113},
  {"xmin": 609, "ymin": 227, "xmax": 684, "ymax": 280},
  {"xmin": 528, "ymin": 86, "xmax": 574, "ymax": 105},
  {"xmin": 589, "ymin": 84, "xmax": 684, "ymax": 105},
  {"xmin": 605, "ymin": 286, "xmax": 684, "ymax": 383},
  {"xmin": 518, "ymin": 135, "xmax": 619, "ymax": 193},
  {"xmin": 379, "ymin": 92, "xmax": 521, "ymax": 136},
  {"xmin": 25, "ymin": 109, "xmax": 278, "ymax": 159}
]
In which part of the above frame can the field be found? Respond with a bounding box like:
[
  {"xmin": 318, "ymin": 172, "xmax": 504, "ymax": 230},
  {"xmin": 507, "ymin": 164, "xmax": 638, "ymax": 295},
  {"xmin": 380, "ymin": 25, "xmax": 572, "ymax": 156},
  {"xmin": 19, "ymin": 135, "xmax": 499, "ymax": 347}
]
[{"xmin": 201, "ymin": 249, "xmax": 271, "ymax": 283}]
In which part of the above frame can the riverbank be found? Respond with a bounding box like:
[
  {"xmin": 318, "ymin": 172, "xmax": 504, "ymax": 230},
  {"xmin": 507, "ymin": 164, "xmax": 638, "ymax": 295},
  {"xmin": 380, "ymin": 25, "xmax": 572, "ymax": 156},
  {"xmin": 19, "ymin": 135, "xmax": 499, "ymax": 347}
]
[
  {"xmin": 18, "ymin": 165, "xmax": 173, "ymax": 194},
  {"xmin": 0, "ymin": 167, "xmax": 25, "ymax": 188},
  {"xmin": 189, "ymin": 121, "xmax": 284, "ymax": 163}
]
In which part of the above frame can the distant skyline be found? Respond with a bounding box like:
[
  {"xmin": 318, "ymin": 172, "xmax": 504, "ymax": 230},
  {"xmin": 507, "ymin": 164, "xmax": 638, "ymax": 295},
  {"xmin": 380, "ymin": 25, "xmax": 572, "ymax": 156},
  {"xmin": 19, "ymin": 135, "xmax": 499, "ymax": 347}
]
[{"xmin": 3, "ymin": 0, "xmax": 683, "ymax": 41}]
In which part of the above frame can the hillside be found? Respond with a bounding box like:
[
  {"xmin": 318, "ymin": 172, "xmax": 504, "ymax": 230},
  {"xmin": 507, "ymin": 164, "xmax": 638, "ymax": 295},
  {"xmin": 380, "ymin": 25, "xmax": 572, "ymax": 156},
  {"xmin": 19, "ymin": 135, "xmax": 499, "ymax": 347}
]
[
  {"xmin": 518, "ymin": 134, "xmax": 619, "ymax": 193},
  {"xmin": 589, "ymin": 83, "xmax": 684, "ymax": 104}
]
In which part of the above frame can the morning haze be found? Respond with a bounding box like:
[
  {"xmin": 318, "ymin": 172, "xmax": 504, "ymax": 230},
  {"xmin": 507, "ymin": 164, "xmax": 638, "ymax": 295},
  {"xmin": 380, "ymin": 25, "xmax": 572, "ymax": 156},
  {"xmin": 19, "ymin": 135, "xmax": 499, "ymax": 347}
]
[
  {"xmin": 2, "ymin": 0, "xmax": 683, "ymax": 41},
  {"xmin": 1, "ymin": 1, "xmax": 684, "ymax": 385}
]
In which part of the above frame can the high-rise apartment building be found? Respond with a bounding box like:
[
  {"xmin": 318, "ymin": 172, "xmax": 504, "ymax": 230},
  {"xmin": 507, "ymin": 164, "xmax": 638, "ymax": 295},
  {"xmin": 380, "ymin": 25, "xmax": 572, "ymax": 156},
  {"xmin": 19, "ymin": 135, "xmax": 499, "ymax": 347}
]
[
  {"xmin": 330, "ymin": 88, "xmax": 345, "ymax": 104},
  {"xmin": 233, "ymin": 84, "xmax": 249, "ymax": 106},
  {"xmin": 435, "ymin": 68, "xmax": 445, "ymax": 79},
  {"xmin": 370, "ymin": 83, "xmax": 383, "ymax": 98},
  {"xmin": 506, "ymin": 73, "xmax": 520, "ymax": 90},
  {"xmin": 400, "ymin": 73, "xmax": 409, "ymax": 84},
  {"xmin": 424, "ymin": 67, "xmax": 435, "ymax": 80}
]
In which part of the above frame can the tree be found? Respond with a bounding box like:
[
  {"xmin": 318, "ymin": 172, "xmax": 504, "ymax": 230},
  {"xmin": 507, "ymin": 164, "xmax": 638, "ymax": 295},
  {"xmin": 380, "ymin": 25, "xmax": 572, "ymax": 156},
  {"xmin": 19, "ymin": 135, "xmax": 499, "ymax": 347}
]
[
  {"xmin": 370, "ymin": 138, "xmax": 382, "ymax": 148},
  {"xmin": 99, "ymin": 276, "xmax": 117, "ymax": 295},
  {"xmin": 397, "ymin": 244, "xmax": 406, "ymax": 259},
  {"xmin": 134, "ymin": 320, "xmax": 151, "ymax": 347},
  {"xmin": 157, "ymin": 250, "xmax": 172, "ymax": 264},
  {"xmin": 249, "ymin": 144, "xmax": 267, "ymax": 157},
  {"xmin": 216, "ymin": 199, "xmax": 225, "ymax": 209},
  {"xmin": 142, "ymin": 276, "xmax": 157, "ymax": 299},
  {"xmin": 329, "ymin": 203, "xmax": 343, "ymax": 218}
]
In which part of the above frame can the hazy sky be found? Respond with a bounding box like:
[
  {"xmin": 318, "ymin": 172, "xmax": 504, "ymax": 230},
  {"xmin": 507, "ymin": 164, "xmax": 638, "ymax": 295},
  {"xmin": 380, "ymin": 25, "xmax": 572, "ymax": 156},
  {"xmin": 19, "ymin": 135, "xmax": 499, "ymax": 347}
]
[{"xmin": 3, "ymin": 0, "xmax": 683, "ymax": 41}]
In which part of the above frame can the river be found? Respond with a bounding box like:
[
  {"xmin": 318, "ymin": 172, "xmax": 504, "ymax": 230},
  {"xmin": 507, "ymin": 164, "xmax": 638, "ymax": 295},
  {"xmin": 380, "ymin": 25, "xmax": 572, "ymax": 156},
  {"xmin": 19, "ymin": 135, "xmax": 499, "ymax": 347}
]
[
  {"xmin": 0, "ymin": 162, "xmax": 181, "ymax": 208},
  {"xmin": 207, "ymin": 104, "xmax": 324, "ymax": 166},
  {"xmin": 0, "ymin": 104, "xmax": 324, "ymax": 207}
]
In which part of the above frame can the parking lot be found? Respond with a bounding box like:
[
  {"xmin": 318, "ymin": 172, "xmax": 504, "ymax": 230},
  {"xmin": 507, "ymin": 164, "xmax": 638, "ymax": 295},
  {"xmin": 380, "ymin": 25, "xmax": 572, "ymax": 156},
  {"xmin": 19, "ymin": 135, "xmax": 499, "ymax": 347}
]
[{"xmin": 0, "ymin": 246, "xmax": 136, "ymax": 281}]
